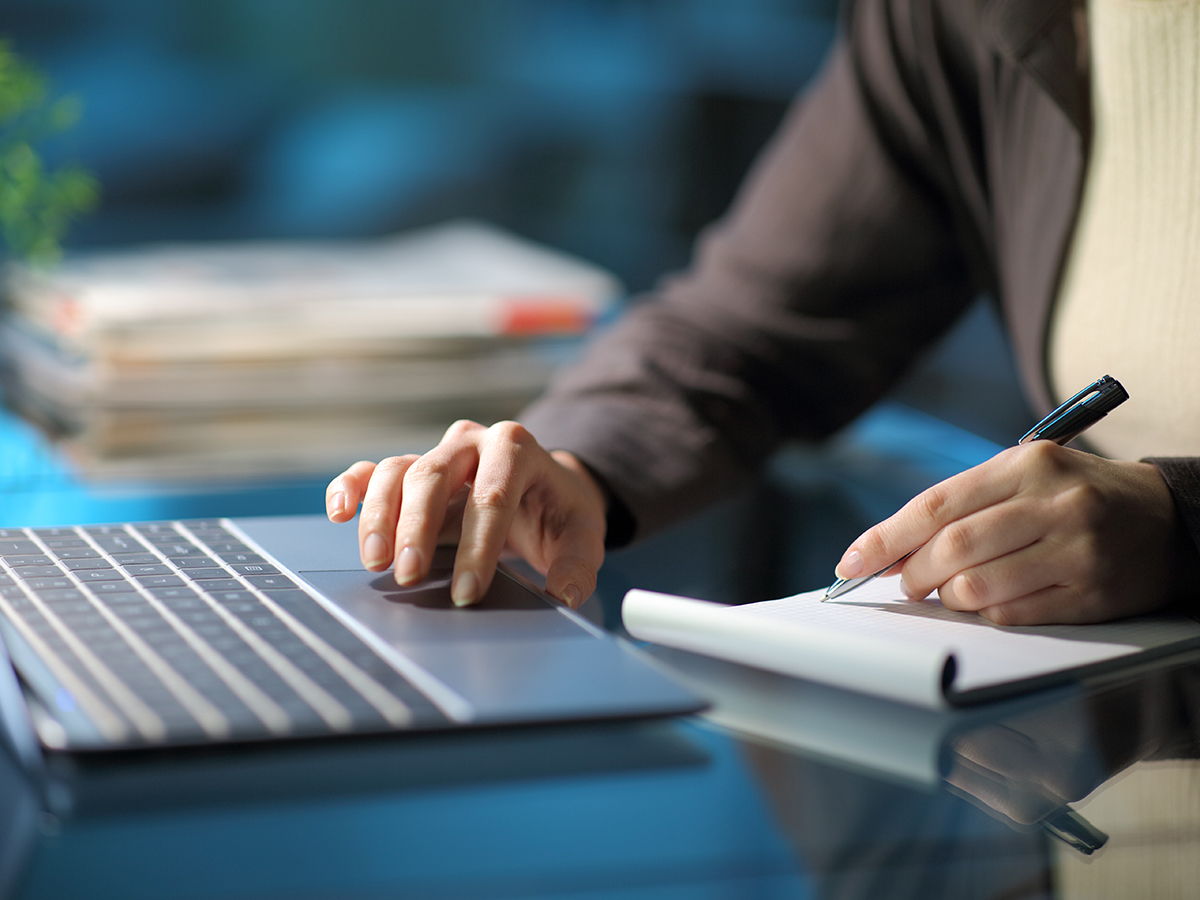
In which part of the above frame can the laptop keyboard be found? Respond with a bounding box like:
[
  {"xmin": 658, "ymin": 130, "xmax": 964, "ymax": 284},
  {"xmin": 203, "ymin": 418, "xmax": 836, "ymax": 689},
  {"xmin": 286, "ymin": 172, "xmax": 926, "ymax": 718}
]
[{"xmin": 0, "ymin": 519, "xmax": 447, "ymax": 748}]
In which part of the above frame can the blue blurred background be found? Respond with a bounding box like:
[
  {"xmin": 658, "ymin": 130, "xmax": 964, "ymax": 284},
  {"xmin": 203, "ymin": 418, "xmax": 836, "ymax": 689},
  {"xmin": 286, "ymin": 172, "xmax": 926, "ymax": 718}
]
[
  {"xmin": 6, "ymin": 0, "xmax": 837, "ymax": 292},
  {"xmin": 0, "ymin": 0, "xmax": 1031, "ymax": 604}
]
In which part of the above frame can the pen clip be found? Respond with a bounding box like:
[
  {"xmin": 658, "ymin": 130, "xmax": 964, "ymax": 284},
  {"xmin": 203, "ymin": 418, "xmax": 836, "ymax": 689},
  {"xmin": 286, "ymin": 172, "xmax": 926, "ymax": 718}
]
[{"xmin": 1018, "ymin": 375, "xmax": 1129, "ymax": 446}]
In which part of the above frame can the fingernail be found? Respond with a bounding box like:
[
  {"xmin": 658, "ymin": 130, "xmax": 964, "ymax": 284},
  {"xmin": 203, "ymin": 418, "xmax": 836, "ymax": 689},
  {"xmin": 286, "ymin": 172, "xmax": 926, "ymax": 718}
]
[
  {"xmin": 900, "ymin": 578, "xmax": 919, "ymax": 600},
  {"xmin": 327, "ymin": 491, "xmax": 345, "ymax": 517},
  {"xmin": 363, "ymin": 533, "xmax": 389, "ymax": 569},
  {"xmin": 836, "ymin": 549, "xmax": 863, "ymax": 579},
  {"xmin": 561, "ymin": 584, "xmax": 582, "ymax": 608},
  {"xmin": 395, "ymin": 545, "xmax": 421, "ymax": 585},
  {"xmin": 452, "ymin": 571, "xmax": 479, "ymax": 607}
]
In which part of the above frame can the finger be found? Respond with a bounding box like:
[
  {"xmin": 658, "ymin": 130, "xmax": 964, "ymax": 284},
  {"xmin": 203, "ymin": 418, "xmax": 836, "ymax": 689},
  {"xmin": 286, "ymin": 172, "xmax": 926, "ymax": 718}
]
[
  {"xmin": 451, "ymin": 422, "xmax": 539, "ymax": 606},
  {"xmin": 326, "ymin": 461, "xmax": 377, "ymax": 522},
  {"xmin": 974, "ymin": 584, "xmax": 1102, "ymax": 626},
  {"xmin": 933, "ymin": 540, "xmax": 1071, "ymax": 612},
  {"xmin": 435, "ymin": 485, "xmax": 471, "ymax": 545},
  {"xmin": 899, "ymin": 500, "xmax": 1047, "ymax": 601},
  {"xmin": 836, "ymin": 449, "xmax": 1025, "ymax": 579},
  {"xmin": 393, "ymin": 430, "xmax": 489, "ymax": 585},
  {"xmin": 541, "ymin": 452, "xmax": 607, "ymax": 608},
  {"xmin": 543, "ymin": 546, "xmax": 604, "ymax": 609},
  {"xmin": 357, "ymin": 455, "xmax": 420, "ymax": 571}
]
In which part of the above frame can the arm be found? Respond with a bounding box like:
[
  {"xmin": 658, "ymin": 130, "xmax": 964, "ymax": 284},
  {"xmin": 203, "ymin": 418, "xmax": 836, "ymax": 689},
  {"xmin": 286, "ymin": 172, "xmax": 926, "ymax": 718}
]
[
  {"xmin": 523, "ymin": 0, "xmax": 991, "ymax": 542},
  {"xmin": 330, "ymin": 0, "xmax": 993, "ymax": 603}
]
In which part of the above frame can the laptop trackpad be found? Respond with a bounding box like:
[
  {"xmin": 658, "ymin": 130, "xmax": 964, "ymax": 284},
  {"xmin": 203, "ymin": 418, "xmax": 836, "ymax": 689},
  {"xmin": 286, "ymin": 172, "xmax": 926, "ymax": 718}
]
[{"xmin": 298, "ymin": 568, "xmax": 589, "ymax": 643}]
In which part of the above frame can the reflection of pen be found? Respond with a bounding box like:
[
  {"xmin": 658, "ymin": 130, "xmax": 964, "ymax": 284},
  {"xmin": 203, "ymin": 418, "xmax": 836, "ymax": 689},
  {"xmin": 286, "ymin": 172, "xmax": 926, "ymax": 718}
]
[
  {"xmin": 1040, "ymin": 805, "xmax": 1109, "ymax": 855},
  {"xmin": 821, "ymin": 375, "xmax": 1130, "ymax": 602}
]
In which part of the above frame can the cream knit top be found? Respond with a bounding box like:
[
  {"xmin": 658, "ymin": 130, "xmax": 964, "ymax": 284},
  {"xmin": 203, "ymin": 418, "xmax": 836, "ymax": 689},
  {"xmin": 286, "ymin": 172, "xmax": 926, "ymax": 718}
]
[{"xmin": 1049, "ymin": 0, "xmax": 1200, "ymax": 460}]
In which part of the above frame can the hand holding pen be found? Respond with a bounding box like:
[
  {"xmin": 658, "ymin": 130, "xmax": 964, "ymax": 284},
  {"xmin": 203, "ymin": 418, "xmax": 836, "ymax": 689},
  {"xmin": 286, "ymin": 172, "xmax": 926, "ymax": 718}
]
[{"xmin": 820, "ymin": 375, "xmax": 1183, "ymax": 625}]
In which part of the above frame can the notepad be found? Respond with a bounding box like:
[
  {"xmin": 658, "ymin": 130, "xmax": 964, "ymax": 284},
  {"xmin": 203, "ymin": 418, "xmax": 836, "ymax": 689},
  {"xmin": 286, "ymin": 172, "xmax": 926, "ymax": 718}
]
[{"xmin": 622, "ymin": 576, "xmax": 1200, "ymax": 709}]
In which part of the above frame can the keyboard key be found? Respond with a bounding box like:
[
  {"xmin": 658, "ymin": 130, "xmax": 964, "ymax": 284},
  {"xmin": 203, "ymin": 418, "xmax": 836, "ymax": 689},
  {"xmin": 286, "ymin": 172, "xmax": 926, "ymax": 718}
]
[
  {"xmin": 216, "ymin": 552, "xmax": 263, "ymax": 565},
  {"xmin": 109, "ymin": 554, "xmax": 162, "ymax": 566},
  {"xmin": 94, "ymin": 535, "xmax": 144, "ymax": 554},
  {"xmin": 135, "ymin": 575, "xmax": 185, "ymax": 588},
  {"xmin": 160, "ymin": 543, "xmax": 201, "ymax": 557},
  {"xmin": 140, "ymin": 533, "xmax": 188, "ymax": 545},
  {"xmin": 147, "ymin": 586, "xmax": 199, "ymax": 601},
  {"xmin": 88, "ymin": 580, "xmax": 140, "ymax": 594},
  {"xmin": 3, "ymin": 555, "xmax": 53, "ymax": 567},
  {"xmin": 24, "ymin": 577, "xmax": 73, "ymax": 590},
  {"xmin": 122, "ymin": 564, "xmax": 173, "ymax": 576},
  {"xmin": 75, "ymin": 569, "xmax": 126, "ymax": 583},
  {"xmin": 33, "ymin": 528, "xmax": 79, "ymax": 538},
  {"xmin": 84, "ymin": 525, "xmax": 130, "ymax": 536},
  {"xmin": 102, "ymin": 591, "xmax": 147, "ymax": 605},
  {"xmin": 41, "ymin": 538, "xmax": 88, "ymax": 549},
  {"xmin": 230, "ymin": 563, "xmax": 278, "ymax": 576},
  {"xmin": 133, "ymin": 523, "xmax": 180, "ymax": 536},
  {"xmin": 245, "ymin": 574, "xmax": 298, "ymax": 590},
  {"xmin": 62, "ymin": 558, "xmax": 113, "ymax": 571},
  {"xmin": 182, "ymin": 568, "xmax": 233, "ymax": 581},
  {"xmin": 209, "ymin": 591, "xmax": 256, "ymax": 604},
  {"xmin": 0, "ymin": 542, "xmax": 39, "ymax": 556},
  {"xmin": 50, "ymin": 548, "xmax": 101, "ymax": 560},
  {"xmin": 35, "ymin": 589, "xmax": 87, "ymax": 603},
  {"xmin": 193, "ymin": 579, "xmax": 242, "ymax": 593},
  {"xmin": 10, "ymin": 566, "xmax": 64, "ymax": 578},
  {"xmin": 206, "ymin": 542, "xmax": 250, "ymax": 554},
  {"xmin": 174, "ymin": 557, "xmax": 221, "ymax": 569}
]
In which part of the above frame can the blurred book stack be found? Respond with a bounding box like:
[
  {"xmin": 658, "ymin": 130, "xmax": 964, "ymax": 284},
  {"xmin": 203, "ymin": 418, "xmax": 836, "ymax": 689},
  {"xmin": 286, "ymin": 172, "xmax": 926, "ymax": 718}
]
[{"xmin": 0, "ymin": 221, "xmax": 620, "ymax": 481}]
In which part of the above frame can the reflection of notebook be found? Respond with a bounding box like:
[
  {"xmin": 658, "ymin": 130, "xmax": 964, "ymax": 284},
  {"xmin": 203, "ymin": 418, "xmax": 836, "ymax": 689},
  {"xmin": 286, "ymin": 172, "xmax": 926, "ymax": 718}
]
[{"xmin": 0, "ymin": 515, "xmax": 701, "ymax": 764}]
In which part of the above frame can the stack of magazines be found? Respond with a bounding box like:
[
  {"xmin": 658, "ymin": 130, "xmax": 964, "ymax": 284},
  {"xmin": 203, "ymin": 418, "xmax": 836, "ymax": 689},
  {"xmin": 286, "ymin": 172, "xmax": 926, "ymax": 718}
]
[{"xmin": 0, "ymin": 221, "xmax": 620, "ymax": 481}]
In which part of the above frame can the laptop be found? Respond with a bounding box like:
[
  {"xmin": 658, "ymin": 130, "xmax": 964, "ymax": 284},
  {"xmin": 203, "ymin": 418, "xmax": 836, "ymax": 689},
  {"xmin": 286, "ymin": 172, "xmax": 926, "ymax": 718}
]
[{"xmin": 0, "ymin": 514, "xmax": 703, "ymax": 764}]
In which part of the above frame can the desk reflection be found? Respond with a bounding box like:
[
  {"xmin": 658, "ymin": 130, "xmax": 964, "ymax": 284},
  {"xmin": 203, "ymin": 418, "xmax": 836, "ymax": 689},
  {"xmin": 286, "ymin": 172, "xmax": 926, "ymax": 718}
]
[
  {"xmin": 2, "ymin": 720, "xmax": 810, "ymax": 899},
  {"xmin": 650, "ymin": 645, "xmax": 1200, "ymax": 900},
  {"xmin": 7, "ymin": 645, "xmax": 1200, "ymax": 899}
]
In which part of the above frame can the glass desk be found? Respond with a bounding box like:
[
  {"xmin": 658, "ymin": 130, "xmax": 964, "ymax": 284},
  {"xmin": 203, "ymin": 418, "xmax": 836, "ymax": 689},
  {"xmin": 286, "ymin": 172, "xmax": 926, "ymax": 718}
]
[
  {"xmin": 2, "ymin": 642, "xmax": 1199, "ymax": 900},
  {"xmin": 0, "ymin": 403, "xmax": 1194, "ymax": 899}
]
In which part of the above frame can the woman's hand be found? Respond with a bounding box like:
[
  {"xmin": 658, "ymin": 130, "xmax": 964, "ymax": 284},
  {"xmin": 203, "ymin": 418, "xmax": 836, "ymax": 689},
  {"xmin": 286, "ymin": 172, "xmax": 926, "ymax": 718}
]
[
  {"xmin": 325, "ymin": 420, "xmax": 608, "ymax": 609},
  {"xmin": 834, "ymin": 442, "xmax": 1180, "ymax": 624}
]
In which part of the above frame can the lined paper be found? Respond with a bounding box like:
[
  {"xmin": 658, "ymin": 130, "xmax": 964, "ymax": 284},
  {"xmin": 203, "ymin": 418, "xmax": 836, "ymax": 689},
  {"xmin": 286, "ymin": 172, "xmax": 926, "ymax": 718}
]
[{"xmin": 622, "ymin": 576, "xmax": 1200, "ymax": 708}]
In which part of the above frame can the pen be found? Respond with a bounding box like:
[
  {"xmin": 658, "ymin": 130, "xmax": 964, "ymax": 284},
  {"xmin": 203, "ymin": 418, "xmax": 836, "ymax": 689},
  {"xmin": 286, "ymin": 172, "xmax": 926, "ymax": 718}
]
[{"xmin": 821, "ymin": 375, "xmax": 1129, "ymax": 602}]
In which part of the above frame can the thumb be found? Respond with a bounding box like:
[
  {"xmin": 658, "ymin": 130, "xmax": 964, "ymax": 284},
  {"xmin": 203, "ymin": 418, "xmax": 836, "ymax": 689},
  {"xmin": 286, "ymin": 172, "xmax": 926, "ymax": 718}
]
[{"xmin": 544, "ymin": 544, "xmax": 603, "ymax": 609}]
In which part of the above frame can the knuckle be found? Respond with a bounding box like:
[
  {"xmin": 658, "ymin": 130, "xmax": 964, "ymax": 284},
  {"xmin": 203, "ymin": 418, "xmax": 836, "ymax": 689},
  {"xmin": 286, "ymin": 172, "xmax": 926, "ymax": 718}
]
[
  {"xmin": 1061, "ymin": 482, "xmax": 1106, "ymax": 524},
  {"xmin": 912, "ymin": 486, "xmax": 951, "ymax": 525},
  {"xmin": 443, "ymin": 419, "xmax": 484, "ymax": 441},
  {"xmin": 855, "ymin": 524, "xmax": 895, "ymax": 563},
  {"xmin": 1019, "ymin": 439, "xmax": 1068, "ymax": 477},
  {"xmin": 940, "ymin": 520, "xmax": 976, "ymax": 560},
  {"xmin": 952, "ymin": 569, "xmax": 990, "ymax": 609},
  {"xmin": 403, "ymin": 459, "xmax": 450, "ymax": 493},
  {"xmin": 373, "ymin": 455, "xmax": 412, "ymax": 477},
  {"xmin": 487, "ymin": 420, "xmax": 534, "ymax": 446},
  {"xmin": 471, "ymin": 482, "xmax": 516, "ymax": 514},
  {"xmin": 357, "ymin": 498, "xmax": 394, "ymax": 530}
]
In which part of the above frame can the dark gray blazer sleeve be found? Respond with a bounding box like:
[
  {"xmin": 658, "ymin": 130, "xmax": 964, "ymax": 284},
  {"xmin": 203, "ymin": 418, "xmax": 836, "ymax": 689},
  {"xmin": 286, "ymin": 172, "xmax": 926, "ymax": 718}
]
[{"xmin": 522, "ymin": 0, "xmax": 989, "ymax": 545}]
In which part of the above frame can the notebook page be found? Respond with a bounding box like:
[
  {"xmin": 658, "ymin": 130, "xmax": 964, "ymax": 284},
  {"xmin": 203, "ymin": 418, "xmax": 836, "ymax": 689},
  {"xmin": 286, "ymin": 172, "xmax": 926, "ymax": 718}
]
[
  {"xmin": 623, "ymin": 576, "xmax": 1200, "ymax": 708},
  {"xmin": 624, "ymin": 585, "xmax": 953, "ymax": 707},
  {"xmin": 725, "ymin": 576, "xmax": 1200, "ymax": 694}
]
